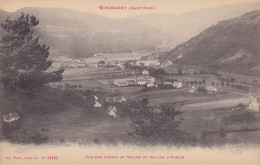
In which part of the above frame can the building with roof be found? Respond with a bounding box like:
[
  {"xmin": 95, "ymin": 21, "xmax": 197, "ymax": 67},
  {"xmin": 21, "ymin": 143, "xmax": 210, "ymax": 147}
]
[
  {"xmin": 249, "ymin": 100, "xmax": 259, "ymax": 111},
  {"xmin": 3, "ymin": 113, "xmax": 19, "ymax": 123},
  {"xmin": 94, "ymin": 101, "xmax": 102, "ymax": 108},
  {"xmin": 142, "ymin": 69, "xmax": 149, "ymax": 75},
  {"xmin": 107, "ymin": 106, "xmax": 117, "ymax": 118}
]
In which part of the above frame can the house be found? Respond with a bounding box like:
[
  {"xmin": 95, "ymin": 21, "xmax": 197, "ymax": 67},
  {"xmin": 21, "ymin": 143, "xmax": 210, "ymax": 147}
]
[
  {"xmin": 107, "ymin": 106, "xmax": 117, "ymax": 118},
  {"xmin": 172, "ymin": 82, "xmax": 182, "ymax": 88},
  {"xmin": 137, "ymin": 76, "xmax": 152, "ymax": 85},
  {"xmin": 205, "ymin": 86, "xmax": 217, "ymax": 93},
  {"xmin": 117, "ymin": 96, "xmax": 127, "ymax": 102},
  {"xmin": 114, "ymin": 79, "xmax": 128, "ymax": 87},
  {"xmin": 94, "ymin": 101, "xmax": 102, "ymax": 108},
  {"xmin": 137, "ymin": 80, "xmax": 148, "ymax": 86},
  {"xmin": 162, "ymin": 60, "xmax": 173, "ymax": 67},
  {"xmin": 146, "ymin": 76, "xmax": 156, "ymax": 83},
  {"xmin": 3, "ymin": 113, "xmax": 19, "ymax": 123},
  {"xmin": 106, "ymin": 97, "xmax": 116, "ymax": 102},
  {"xmin": 142, "ymin": 69, "xmax": 149, "ymax": 75},
  {"xmin": 147, "ymin": 82, "xmax": 155, "ymax": 87},
  {"xmin": 93, "ymin": 95, "xmax": 98, "ymax": 101},
  {"xmin": 249, "ymin": 100, "xmax": 259, "ymax": 111},
  {"xmin": 164, "ymin": 81, "xmax": 172, "ymax": 85},
  {"xmin": 189, "ymin": 86, "xmax": 196, "ymax": 93},
  {"xmin": 126, "ymin": 80, "xmax": 135, "ymax": 86},
  {"xmin": 116, "ymin": 82, "xmax": 128, "ymax": 87}
]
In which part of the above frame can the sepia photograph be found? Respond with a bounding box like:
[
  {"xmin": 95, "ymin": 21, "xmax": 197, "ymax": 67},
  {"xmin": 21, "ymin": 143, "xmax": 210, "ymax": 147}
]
[{"xmin": 0, "ymin": 0, "xmax": 259, "ymax": 164}]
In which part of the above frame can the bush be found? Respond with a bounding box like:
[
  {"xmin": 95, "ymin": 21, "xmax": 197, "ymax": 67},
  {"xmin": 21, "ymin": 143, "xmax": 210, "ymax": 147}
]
[{"xmin": 129, "ymin": 103, "xmax": 185, "ymax": 145}]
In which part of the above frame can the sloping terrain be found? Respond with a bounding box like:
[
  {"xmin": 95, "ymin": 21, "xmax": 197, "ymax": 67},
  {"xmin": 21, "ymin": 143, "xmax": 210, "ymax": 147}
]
[{"xmin": 159, "ymin": 10, "xmax": 260, "ymax": 75}]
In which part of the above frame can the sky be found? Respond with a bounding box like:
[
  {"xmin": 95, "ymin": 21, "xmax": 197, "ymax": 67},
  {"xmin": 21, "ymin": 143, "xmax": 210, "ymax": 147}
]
[{"xmin": 0, "ymin": 0, "xmax": 259, "ymax": 18}]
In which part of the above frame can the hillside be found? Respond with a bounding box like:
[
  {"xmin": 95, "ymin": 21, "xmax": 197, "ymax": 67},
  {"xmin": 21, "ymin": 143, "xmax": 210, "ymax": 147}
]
[
  {"xmin": 0, "ymin": 2, "xmax": 259, "ymax": 59},
  {"xmin": 0, "ymin": 8, "xmax": 170, "ymax": 58},
  {"xmin": 135, "ymin": 2, "xmax": 260, "ymax": 52},
  {"xmin": 159, "ymin": 10, "xmax": 260, "ymax": 76}
]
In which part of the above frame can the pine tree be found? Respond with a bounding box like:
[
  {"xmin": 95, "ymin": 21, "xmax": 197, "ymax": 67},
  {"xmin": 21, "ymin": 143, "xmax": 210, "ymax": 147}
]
[{"xmin": 0, "ymin": 13, "xmax": 64, "ymax": 95}]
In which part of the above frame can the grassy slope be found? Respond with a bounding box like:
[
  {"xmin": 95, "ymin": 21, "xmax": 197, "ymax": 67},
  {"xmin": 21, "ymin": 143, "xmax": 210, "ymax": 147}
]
[{"xmin": 160, "ymin": 10, "xmax": 260, "ymax": 76}]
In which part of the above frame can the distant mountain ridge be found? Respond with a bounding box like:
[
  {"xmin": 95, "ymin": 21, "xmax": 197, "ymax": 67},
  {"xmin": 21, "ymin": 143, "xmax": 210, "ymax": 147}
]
[
  {"xmin": 0, "ymin": 7, "xmax": 170, "ymax": 58},
  {"xmin": 0, "ymin": 2, "xmax": 259, "ymax": 58},
  {"xmin": 159, "ymin": 10, "xmax": 260, "ymax": 76}
]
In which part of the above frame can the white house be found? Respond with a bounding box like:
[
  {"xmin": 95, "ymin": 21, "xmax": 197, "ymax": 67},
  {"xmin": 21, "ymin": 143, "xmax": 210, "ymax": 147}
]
[
  {"xmin": 189, "ymin": 86, "xmax": 196, "ymax": 93},
  {"xmin": 147, "ymin": 82, "xmax": 155, "ymax": 87},
  {"xmin": 206, "ymin": 86, "xmax": 217, "ymax": 93},
  {"xmin": 3, "ymin": 113, "xmax": 19, "ymax": 123},
  {"xmin": 93, "ymin": 95, "xmax": 98, "ymax": 101},
  {"xmin": 162, "ymin": 60, "xmax": 173, "ymax": 67},
  {"xmin": 114, "ymin": 79, "xmax": 128, "ymax": 87},
  {"xmin": 142, "ymin": 69, "xmax": 149, "ymax": 75},
  {"xmin": 117, "ymin": 96, "xmax": 127, "ymax": 102},
  {"xmin": 164, "ymin": 81, "xmax": 172, "ymax": 85},
  {"xmin": 94, "ymin": 101, "xmax": 102, "ymax": 108},
  {"xmin": 147, "ymin": 76, "xmax": 156, "ymax": 83},
  {"xmin": 107, "ymin": 106, "xmax": 117, "ymax": 118},
  {"xmin": 249, "ymin": 100, "xmax": 259, "ymax": 111},
  {"xmin": 172, "ymin": 82, "xmax": 182, "ymax": 89},
  {"xmin": 106, "ymin": 97, "xmax": 116, "ymax": 102}
]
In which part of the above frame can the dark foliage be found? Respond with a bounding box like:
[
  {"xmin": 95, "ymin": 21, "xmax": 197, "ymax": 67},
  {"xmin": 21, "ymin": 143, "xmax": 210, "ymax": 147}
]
[
  {"xmin": 0, "ymin": 13, "xmax": 64, "ymax": 95},
  {"xmin": 129, "ymin": 103, "xmax": 186, "ymax": 145}
]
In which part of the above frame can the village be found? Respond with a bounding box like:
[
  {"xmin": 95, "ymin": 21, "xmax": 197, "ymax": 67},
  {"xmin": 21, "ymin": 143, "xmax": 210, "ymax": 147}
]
[
  {"xmin": 10, "ymin": 54, "xmax": 249, "ymax": 130},
  {"xmin": 3, "ymin": 52, "xmax": 260, "ymax": 146}
]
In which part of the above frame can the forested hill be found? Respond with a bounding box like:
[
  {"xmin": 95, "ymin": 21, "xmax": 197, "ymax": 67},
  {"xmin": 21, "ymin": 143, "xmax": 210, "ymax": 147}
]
[
  {"xmin": 0, "ymin": 8, "xmax": 170, "ymax": 58},
  {"xmin": 159, "ymin": 10, "xmax": 260, "ymax": 76}
]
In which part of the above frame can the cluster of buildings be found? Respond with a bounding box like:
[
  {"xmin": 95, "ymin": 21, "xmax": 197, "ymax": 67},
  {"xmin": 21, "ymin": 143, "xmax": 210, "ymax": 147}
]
[
  {"xmin": 162, "ymin": 81, "xmax": 183, "ymax": 88},
  {"xmin": 113, "ymin": 75, "xmax": 156, "ymax": 87},
  {"xmin": 92, "ymin": 95, "xmax": 127, "ymax": 118},
  {"xmin": 53, "ymin": 56, "xmax": 88, "ymax": 69},
  {"xmin": 189, "ymin": 86, "xmax": 217, "ymax": 94}
]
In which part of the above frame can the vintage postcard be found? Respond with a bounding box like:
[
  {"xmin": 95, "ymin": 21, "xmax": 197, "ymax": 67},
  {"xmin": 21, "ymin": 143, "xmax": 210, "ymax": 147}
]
[{"xmin": 0, "ymin": 0, "xmax": 260, "ymax": 164}]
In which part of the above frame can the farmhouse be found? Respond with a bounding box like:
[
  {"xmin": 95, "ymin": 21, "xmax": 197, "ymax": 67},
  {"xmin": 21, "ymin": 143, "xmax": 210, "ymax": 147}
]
[
  {"xmin": 126, "ymin": 80, "xmax": 135, "ymax": 86},
  {"xmin": 249, "ymin": 100, "xmax": 259, "ymax": 111},
  {"xmin": 114, "ymin": 76, "xmax": 155, "ymax": 87},
  {"xmin": 172, "ymin": 82, "xmax": 182, "ymax": 88},
  {"xmin": 114, "ymin": 79, "xmax": 129, "ymax": 87},
  {"xmin": 162, "ymin": 60, "xmax": 173, "ymax": 67},
  {"xmin": 189, "ymin": 86, "xmax": 196, "ymax": 93},
  {"xmin": 94, "ymin": 101, "xmax": 102, "ymax": 108},
  {"xmin": 142, "ymin": 69, "xmax": 149, "ymax": 75},
  {"xmin": 106, "ymin": 97, "xmax": 116, "ymax": 102},
  {"xmin": 147, "ymin": 82, "xmax": 155, "ymax": 87},
  {"xmin": 93, "ymin": 95, "xmax": 98, "ymax": 101},
  {"xmin": 164, "ymin": 81, "xmax": 172, "ymax": 85},
  {"xmin": 117, "ymin": 96, "xmax": 127, "ymax": 102},
  {"xmin": 107, "ymin": 106, "xmax": 117, "ymax": 118},
  {"xmin": 3, "ymin": 113, "xmax": 19, "ymax": 123},
  {"xmin": 146, "ymin": 76, "xmax": 156, "ymax": 83},
  {"xmin": 206, "ymin": 86, "xmax": 217, "ymax": 93}
]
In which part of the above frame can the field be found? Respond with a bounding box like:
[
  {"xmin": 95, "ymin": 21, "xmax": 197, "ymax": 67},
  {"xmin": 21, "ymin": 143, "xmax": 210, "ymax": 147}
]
[
  {"xmin": 6, "ymin": 106, "xmax": 129, "ymax": 144},
  {"xmin": 133, "ymin": 88, "xmax": 250, "ymax": 109},
  {"xmin": 2, "ymin": 55, "xmax": 260, "ymax": 146},
  {"xmin": 181, "ymin": 109, "xmax": 260, "ymax": 145}
]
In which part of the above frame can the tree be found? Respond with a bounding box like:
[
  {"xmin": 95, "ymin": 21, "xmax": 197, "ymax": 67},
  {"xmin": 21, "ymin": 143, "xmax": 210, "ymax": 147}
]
[
  {"xmin": 0, "ymin": 13, "xmax": 64, "ymax": 95},
  {"xmin": 98, "ymin": 60, "xmax": 105, "ymax": 66},
  {"xmin": 177, "ymin": 67, "xmax": 183, "ymax": 75},
  {"xmin": 221, "ymin": 81, "xmax": 225, "ymax": 87},
  {"xmin": 140, "ymin": 98, "xmax": 149, "ymax": 106},
  {"xmin": 129, "ymin": 103, "xmax": 185, "ymax": 145},
  {"xmin": 202, "ymin": 79, "xmax": 206, "ymax": 86},
  {"xmin": 226, "ymin": 82, "xmax": 230, "ymax": 87}
]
